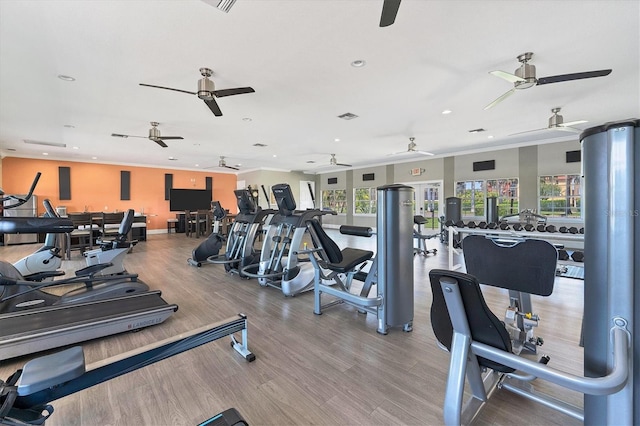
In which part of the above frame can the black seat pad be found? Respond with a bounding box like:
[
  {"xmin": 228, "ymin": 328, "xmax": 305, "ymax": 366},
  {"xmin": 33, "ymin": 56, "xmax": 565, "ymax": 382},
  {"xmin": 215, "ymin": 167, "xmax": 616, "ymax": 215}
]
[
  {"xmin": 325, "ymin": 248, "xmax": 373, "ymax": 274},
  {"xmin": 429, "ymin": 269, "xmax": 515, "ymax": 373}
]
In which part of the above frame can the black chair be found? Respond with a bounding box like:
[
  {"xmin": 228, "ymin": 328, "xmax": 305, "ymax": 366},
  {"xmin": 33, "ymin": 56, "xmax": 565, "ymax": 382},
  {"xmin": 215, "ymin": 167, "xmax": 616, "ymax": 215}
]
[
  {"xmin": 100, "ymin": 212, "xmax": 125, "ymax": 241},
  {"xmin": 66, "ymin": 213, "xmax": 93, "ymax": 258},
  {"xmin": 95, "ymin": 209, "xmax": 135, "ymax": 249}
]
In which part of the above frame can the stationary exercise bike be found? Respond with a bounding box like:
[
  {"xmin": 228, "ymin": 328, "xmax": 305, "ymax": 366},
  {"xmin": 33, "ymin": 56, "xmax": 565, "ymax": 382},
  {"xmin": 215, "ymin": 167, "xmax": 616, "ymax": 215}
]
[
  {"xmin": 11, "ymin": 199, "xmax": 64, "ymax": 281},
  {"xmin": 188, "ymin": 201, "xmax": 228, "ymax": 267}
]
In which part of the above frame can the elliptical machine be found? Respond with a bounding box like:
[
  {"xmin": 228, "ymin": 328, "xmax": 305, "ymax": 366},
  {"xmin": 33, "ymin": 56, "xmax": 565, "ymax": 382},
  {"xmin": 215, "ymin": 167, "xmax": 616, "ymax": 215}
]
[
  {"xmin": 209, "ymin": 190, "xmax": 274, "ymax": 277},
  {"xmin": 241, "ymin": 183, "xmax": 335, "ymax": 296}
]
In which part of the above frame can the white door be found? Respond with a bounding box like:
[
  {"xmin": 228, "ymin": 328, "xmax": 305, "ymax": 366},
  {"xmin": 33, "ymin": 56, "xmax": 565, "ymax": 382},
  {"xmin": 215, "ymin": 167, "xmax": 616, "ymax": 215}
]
[
  {"xmin": 408, "ymin": 181, "xmax": 443, "ymax": 230},
  {"xmin": 299, "ymin": 181, "xmax": 316, "ymax": 210}
]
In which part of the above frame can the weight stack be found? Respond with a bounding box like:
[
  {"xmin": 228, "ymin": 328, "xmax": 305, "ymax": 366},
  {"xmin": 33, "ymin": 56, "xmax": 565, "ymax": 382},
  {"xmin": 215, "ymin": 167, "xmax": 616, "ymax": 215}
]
[
  {"xmin": 376, "ymin": 184, "xmax": 414, "ymax": 333},
  {"xmin": 581, "ymin": 119, "xmax": 638, "ymax": 426},
  {"xmin": 445, "ymin": 197, "xmax": 462, "ymax": 246}
]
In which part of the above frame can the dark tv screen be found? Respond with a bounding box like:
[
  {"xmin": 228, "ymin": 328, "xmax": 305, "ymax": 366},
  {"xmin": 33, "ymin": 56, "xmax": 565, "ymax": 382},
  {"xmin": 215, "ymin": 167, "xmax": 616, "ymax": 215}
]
[{"xmin": 169, "ymin": 189, "xmax": 212, "ymax": 212}]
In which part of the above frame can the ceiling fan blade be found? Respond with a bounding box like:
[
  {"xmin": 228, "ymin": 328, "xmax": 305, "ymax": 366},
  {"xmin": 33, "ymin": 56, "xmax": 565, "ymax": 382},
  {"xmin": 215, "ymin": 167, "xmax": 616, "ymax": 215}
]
[
  {"xmin": 112, "ymin": 133, "xmax": 147, "ymax": 139},
  {"xmin": 489, "ymin": 70, "xmax": 525, "ymax": 83},
  {"xmin": 204, "ymin": 98, "xmax": 223, "ymax": 116},
  {"xmin": 224, "ymin": 165, "xmax": 240, "ymax": 171},
  {"xmin": 153, "ymin": 139, "xmax": 168, "ymax": 148},
  {"xmin": 380, "ymin": 0, "xmax": 401, "ymax": 27},
  {"xmin": 139, "ymin": 83, "xmax": 197, "ymax": 95},
  {"xmin": 336, "ymin": 162, "xmax": 352, "ymax": 167},
  {"xmin": 560, "ymin": 120, "xmax": 588, "ymax": 127},
  {"xmin": 555, "ymin": 126, "xmax": 581, "ymax": 133},
  {"xmin": 416, "ymin": 150, "xmax": 435, "ymax": 156},
  {"xmin": 213, "ymin": 87, "xmax": 255, "ymax": 98},
  {"xmin": 484, "ymin": 88, "xmax": 516, "ymax": 110},
  {"xmin": 508, "ymin": 127, "xmax": 548, "ymax": 136},
  {"xmin": 157, "ymin": 136, "xmax": 184, "ymax": 140},
  {"xmin": 536, "ymin": 69, "xmax": 612, "ymax": 85}
]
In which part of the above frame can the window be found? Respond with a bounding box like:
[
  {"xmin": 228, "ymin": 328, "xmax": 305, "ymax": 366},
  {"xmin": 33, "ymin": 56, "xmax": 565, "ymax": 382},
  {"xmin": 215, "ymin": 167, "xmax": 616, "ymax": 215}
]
[
  {"xmin": 486, "ymin": 178, "xmax": 519, "ymax": 216},
  {"xmin": 354, "ymin": 187, "xmax": 377, "ymax": 214},
  {"xmin": 455, "ymin": 180, "xmax": 485, "ymax": 218},
  {"xmin": 539, "ymin": 175, "xmax": 581, "ymax": 218},
  {"xmin": 456, "ymin": 178, "xmax": 519, "ymax": 219},
  {"xmin": 321, "ymin": 189, "xmax": 347, "ymax": 214}
]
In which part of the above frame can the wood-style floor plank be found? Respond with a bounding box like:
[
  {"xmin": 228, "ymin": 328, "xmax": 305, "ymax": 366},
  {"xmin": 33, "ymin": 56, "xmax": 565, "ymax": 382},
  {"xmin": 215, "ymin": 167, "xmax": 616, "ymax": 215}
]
[{"xmin": 0, "ymin": 230, "xmax": 585, "ymax": 425}]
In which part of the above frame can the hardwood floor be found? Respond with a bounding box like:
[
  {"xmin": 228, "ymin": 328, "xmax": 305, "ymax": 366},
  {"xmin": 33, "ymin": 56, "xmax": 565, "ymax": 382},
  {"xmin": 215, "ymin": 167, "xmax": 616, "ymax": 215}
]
[{"xmin": 0, "ymin": 230, "xmax": 585, "ymax": 425}]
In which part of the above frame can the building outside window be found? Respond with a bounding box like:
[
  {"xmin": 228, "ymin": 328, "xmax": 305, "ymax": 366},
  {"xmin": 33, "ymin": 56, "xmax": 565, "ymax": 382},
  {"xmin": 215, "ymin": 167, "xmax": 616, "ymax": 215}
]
[
  {"xmin": 321, "ymin": 189, "xmax": 347, "ymax": 213},
  {"xmin": 456, "ymin": 178, "xmax": 519, "ymax": 219},
  {"xmin": 539, "ymin": 174, "xmax": 581, "ymax": 218},
  {"xmin": 354, "ymin": 187, "xmax": 377, "ymax": 214},
  {"xmin": 486, "ymin": 178, "xmax": 519, "ymax": 216}
]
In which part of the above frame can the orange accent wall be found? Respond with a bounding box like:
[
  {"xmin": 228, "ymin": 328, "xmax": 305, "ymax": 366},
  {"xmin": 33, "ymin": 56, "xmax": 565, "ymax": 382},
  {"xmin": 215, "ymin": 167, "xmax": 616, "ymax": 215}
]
[{"xmin": 1, "ymin": 157, "xmax": 237, "ymax": 231}]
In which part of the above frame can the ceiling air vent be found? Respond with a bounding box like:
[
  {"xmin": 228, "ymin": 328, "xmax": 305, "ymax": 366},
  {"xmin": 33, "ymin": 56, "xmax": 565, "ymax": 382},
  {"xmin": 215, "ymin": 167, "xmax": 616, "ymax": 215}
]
[
  {"xmin": 338, "ymin": 112, "xmax": 359, "ymax": 120},
  {"xmin": 253, "ymin": 143, "xmax": 268, "ymax": 147},
  {"xmin": 23, "ymin": 139, "xmax": 66, "ymax": 148},
  {"xmin": 468, "ymin": 128, "xmax": 486, "ymax": 134}
]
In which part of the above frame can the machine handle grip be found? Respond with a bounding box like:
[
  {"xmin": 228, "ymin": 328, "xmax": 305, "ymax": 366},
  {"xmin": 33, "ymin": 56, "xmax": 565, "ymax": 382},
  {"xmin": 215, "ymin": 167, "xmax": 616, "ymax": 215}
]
[{"xmin": 339, "ymin": 225, "xmax": 373, "ymax": 237}]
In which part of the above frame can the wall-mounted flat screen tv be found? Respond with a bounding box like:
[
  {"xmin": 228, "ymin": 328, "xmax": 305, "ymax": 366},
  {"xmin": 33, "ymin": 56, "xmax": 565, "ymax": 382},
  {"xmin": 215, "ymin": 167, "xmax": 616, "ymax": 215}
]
[{"xmin": 169, "ymin": 189, "xmax": 212, "ymax": 212}]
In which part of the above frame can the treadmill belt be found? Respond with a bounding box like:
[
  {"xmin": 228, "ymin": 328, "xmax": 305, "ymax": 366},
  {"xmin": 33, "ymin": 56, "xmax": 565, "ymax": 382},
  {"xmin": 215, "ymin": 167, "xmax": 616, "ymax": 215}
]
[{"xmin": 0, "ymin": 291, "xmax": 173, "ymax": 339}]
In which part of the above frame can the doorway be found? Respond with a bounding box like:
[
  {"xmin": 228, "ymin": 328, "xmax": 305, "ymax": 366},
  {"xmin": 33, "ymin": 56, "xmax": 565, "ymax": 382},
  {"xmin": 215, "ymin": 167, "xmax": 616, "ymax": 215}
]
[{"xmin": 406, "ymin": 181, "xmax": 443, "ymax": 230}]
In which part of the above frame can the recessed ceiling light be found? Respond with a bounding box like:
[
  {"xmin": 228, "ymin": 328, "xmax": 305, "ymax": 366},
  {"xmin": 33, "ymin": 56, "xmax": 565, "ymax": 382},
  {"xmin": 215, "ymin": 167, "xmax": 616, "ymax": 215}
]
[
  {"xmin": 487, "ymin": 135, "xmax": 494, "ymax": 139},
  {"xmin": 334, "ymin": 138, "xmax": 340, "ymax": 142},
  {"xmin": 57, "ymin": 74, "xmax": 76, "ymax": 81},
  {"xmin": 91, "ymin": 156, "xmax": 97, "ymax": 160},
  {"xmin": 195, "ymin": 164, "xmax": 200, "ymax": 167},
  {"xmin": 42, "ymin": 152, "xmax": 48, "ymax": 156},
  {"xmin": 73, "ymin": 146, "xmax": 79, "ymax": 150},
  {"xmin": 168, "ymin": 157, "xmax": 178, "ymax": 161},
  {"xmin": 273, "ymin": 154, "xmax": 277, "ymax": 158},
  {"xmin": 351, "ymin": 60, "xmax": 366, "ymax": 67},
  {"xmin": 442, "ymin": 109, "xmax": 452, "ymax": 115}
]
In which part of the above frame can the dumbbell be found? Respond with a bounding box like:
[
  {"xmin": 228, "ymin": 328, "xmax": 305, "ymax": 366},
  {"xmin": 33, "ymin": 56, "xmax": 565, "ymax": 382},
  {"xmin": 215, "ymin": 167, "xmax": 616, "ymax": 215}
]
[
  {"xmin": 466, "ymin": 221, "xmax": 477, "ymax": 228},
  {"xmin": 524, "ymin": 224, "xmax": 535, "ymax": 232},
  {"xmin": 571, "ymin": 250, "xmax": 584, "ymax": 262},
  {"xmin": 487, "ymin": 222, "xmax": 498, "ymax": 229},
  {"xmin": 499, "ymin": 223, "xmax": 510, "ymax": 230},
  {"xmin": 512, "ymin": 223, "xmax": 524, "ymax": 231},
  {"xmin": 445, "ymin": 220, "xmax": 454, "ymax": 227},
  {"xmin": 477, "ymin": 221, "xmax": 487, "ymax": 229},
  {"xmin": 579, "ymin": 227, "xmax": 584, "ymax": 234},
  {"xmin": 546, "ymin": 225, "xmax": 557, "ymax": 233},
  {"xmin": 557, "ymin": 249, "xmax": 570, "ymax": 260},
  {"xmin": 455, "ymin": 220, "xmax": 465, "ymax": 228},
  {"xmin": 568, "ymin": 226, "xmax": 579, "ymax": 234},
  {"xmin": 559, "ymin": 226, "xmax": 568, "ymax": 233},
  {"xmin": 536, "ymin": 224, "xmax": 547, "ymax": 232}
]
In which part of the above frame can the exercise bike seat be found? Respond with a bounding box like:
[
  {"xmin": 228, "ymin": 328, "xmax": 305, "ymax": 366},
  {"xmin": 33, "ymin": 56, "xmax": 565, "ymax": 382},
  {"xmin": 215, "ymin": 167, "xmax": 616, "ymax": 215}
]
[
  {"xmin": 17, "ymin": 346, "xmax": 86, "ymax": 396},
  {"xmin": 306, "ymin": 219, "xmax": 373, "ymax": 273}
]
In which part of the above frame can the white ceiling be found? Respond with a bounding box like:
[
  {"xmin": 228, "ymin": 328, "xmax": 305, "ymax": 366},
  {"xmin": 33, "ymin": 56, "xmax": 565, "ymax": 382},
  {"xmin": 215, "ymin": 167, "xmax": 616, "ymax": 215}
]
[{"xmin": 1, "ymin": 0, "xmax": 638, "ymax": 175}]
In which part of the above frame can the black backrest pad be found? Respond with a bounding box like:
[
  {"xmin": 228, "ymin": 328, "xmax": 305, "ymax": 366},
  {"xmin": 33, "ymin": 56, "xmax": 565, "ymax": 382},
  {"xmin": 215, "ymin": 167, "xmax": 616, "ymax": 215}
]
[
  {"xmin": 429, "ymin": 269, "xmax": 515, "ymax": 373},
  {"xmin": 119, "ymin": 209, "xmax": 135, "ymax": 235},
  {"xmin": 306, "ymin": 219, "xmax": 343, "ymax": 264},
  {"xmin": 463, "ymin": 235, "xmax": 557, "ymax": 296}
]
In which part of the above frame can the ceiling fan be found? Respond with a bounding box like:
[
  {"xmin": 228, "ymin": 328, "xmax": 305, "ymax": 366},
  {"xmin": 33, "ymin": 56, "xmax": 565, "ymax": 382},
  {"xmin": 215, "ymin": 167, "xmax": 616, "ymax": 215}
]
[
  {"xmin": 111, "ymin": 122, "xmax": 183, "ymax": 148},
  {"xmin": 510, "ymin": 108, "xmax": 588, "ymax": 136},
  {"xmin": 207, "ymin": 156, "xmax": 240, "ymax": 171},
  {"xmin": 484, "ymin": 52, "xmax": 612, "ymax": 110},
  {"xmin": 392, "ymin": 137, "xmax": 434, "ymax": 156},
  {"xmin": 140, "ymin": 68, "xmax": 255, "ymax": 117},
  {"xmin": 330, "ymin": 154, "xmax": 352, "ymax": 167},
  {"xmin": 380, "ymin": 0, "xmax": 401, "ymax": 27}
]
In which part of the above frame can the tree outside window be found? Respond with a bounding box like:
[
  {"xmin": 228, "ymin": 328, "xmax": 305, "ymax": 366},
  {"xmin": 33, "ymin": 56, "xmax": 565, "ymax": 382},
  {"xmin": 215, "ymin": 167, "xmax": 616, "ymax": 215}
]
[{"xmin": 354, "ymin": 187, "xmax": 377, "ymax": 214}]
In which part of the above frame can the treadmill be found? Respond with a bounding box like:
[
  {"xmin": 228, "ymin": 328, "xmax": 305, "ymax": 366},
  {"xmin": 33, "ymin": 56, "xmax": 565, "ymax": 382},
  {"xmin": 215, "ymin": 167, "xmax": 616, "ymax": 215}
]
[{"xmin": 0, "ymin": 216, "xmax": 178, "ymax": 361}]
